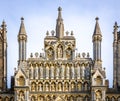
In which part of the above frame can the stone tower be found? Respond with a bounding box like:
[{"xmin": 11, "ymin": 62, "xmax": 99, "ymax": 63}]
[
  {"xmin": 91, "ymin": 18, "xmax": 106, "ymax": 101},
  {"xmin": 18, "ymin": 17, "xmax": 27, "ymax": 62},
  {"xmin": 113, "ymin": 22, "xmax": 120, "ymax": 90},
  {"xmin": 0, "ymin": 21, "xmax": 7, "ymax": 90}
]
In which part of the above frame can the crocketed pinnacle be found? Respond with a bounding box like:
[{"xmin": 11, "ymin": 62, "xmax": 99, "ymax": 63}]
[
  {"xmin": 93, "ymin": 17, "xmax": 102, "ymax": 35},
  {"xmin": 19, "ymin": 17, "xmax": 26, "ymax": 35},
  {"xmin": 56, "ymin": 7, "xmax": 64, "ymax": 38}
]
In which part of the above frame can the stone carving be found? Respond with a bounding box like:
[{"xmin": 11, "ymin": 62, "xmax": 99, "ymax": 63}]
[{"xmin": 57, "ymin": 45, "xmax": 63, "ymax": 58}]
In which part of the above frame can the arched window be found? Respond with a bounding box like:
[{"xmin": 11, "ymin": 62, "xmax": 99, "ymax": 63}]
[{"xmin": 19, "ymin": 76, "xmax": 25, "ymax": 86}]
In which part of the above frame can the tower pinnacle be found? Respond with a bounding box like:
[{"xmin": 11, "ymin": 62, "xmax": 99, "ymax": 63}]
[
  {"xmin": 93, "ymin": 17, "xmax": 102, "ymax": 36},
  {"xmin": 18, "ymin": 17, "xmax": 27, "ymax": 61},
  {"xmin": 56, "ymin": 7, "xmax": 64, "ymax": 38}
]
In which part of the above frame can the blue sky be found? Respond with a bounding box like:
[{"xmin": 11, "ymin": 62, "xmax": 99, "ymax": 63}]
[{"xmin": 0, "ymin": 0, "xmax": 120, "ymax": 87}]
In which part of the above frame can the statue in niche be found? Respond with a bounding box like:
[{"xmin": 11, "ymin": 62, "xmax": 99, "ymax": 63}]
[
  {"xmin": 31, "ymin": 97, "xmax": 35, "ymax": 101},
  {"xmin": 51, "ymin": 83, "xmax": 55, "ymax": 91},
  {"xmin": 19, "ymin": 91, "xmax": 25, "ymax": 101},
  {"xmin": 58, "ymin": 83, "xmax": 62, "ymax": 91},
  {"xmin": 57, "ymin": 45, "xmax": 63, "ymax": 58},
  {"xmin": 47, "ymin": 48, "xmax": 54, "ymax": 59},
  {"xmin": 96, "ymin": 91, "xmax": 102, "ymax": 101},
  {"xmin": 66, "ymin": 48, "xmax": 72, "ymax": 59},
  {"xmin": 71, "ymin": 66, "xmax": 74, "ymax": 79},
  {"xmin": 56, "ymin": 67, "xmax": 60, "ymax": 78},
  {"xmin": 31, "ymin": 83, "xmax": 36, "ymax": 91},
  {"xmin": 45, "ymin": 83, "xmax": 49, "ymax": 91},
  {"xmin": 40, "ymin": 66, "xmax": 43, "ymax": 78},
  {"xmin": 38, "ymin": 83, "xmax": 43, "ymax": 91}
]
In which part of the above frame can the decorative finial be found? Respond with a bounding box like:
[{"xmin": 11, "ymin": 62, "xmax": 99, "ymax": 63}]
[
  {"xmin": 1, "ymin": 20, "xmax": 6, "ymax": 28},
  {"xmin": 66, "ymin": 31, "xmax": 69, "ymax": 36},
  {"xmin": 71, "ymin": 31, "xmax": 73, "ymax": 36},
  {"xmin": 114, "ymin": 22, "xmax": 119, "ymax": 29},
  {"xmin": 46, "ymin": 31, "xmax": 49, "ymax": 36},
  {"xmin": 30, "ymin": 53, "xmax": 33, "ymax": 58},
  {"xmin": 21, "ymin": 17, "xmax": 24, "ymax": 21},
  {"xmin": 58, "ymin": 7, "xmax": 62, "ymax": 11},
  {"xmin": 51, "ymin": 30, "xmax": 55, "ymax": 36},
  {"xmin": 95, "ymin": 17, "xmax": 99, "ymax": 21}
]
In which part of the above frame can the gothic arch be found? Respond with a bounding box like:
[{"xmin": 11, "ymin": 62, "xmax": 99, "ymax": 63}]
[
  {"xmin": 55, "ymin": 96, "xmax": 65, "ymax": 101},
  {"xmin": 111, "ymin": 96, "xmax": 116, "ymax": 101},
  {"xmin": 66, "ymin": 47, "xmax": 72, "ymax": 60},
  {"xmin": 10, "ymin": 97, "xmax": 14, "ymax": 101},
  {"xmin": 64, "ymin": 82, "xmax": 69, "ymax": 91},
  {"xmin": 57, "ymin": 44, "xmax": 63, "ymax": 58},
  {"xmin": 106, "ymin": 96, "xmax": 110, "ymax": 101},
  {"xmin": 58, "ymin": 82, "xmax": 63, "ymax": 91},
  {"xmin": 31, "ymin": 96, "xmax": 35, "ymax": 101},
  {"xmin": 45, "ymin": 82, "xmax": 50, "ymax": 91},
  {"xmin": 31, "ymin": 82, "xmax": 36, "ymax": 91},
  {"xmin": 76, "ymin": 96, "xmax": 83, "ymax": 101},
  {"xmin": 19, "ymin": 76, "xmax": 25, "ymax": 86},
  {"xmin": 19, "ymin": 91, "xmax": 25, "ymax": 101},
  {"xmin": 95, "ymin": 90, "xmax": 102, "ymax": 101},
  {"xmin": 117, "ymin": 96, "xmax": 120, "ymax": 101},
  {"xmin": 84, "ymin": 95, "xmax": 90, "ymax": 101},
  {"xmin": 96, "ymin": 76, "xmax": 103, "ymax": 85},
  {"xmin": 38, "ymin": 95, "xmax": 44, "ymax": 101},
  {"xmin": 77, "ymin": 82, "xmax": 82, "ymax": 91},
  {"xmin": 71, "ymin": 82, "xmax": 76, "ymax": 91},
  {"xmin": 0, "ymin": 97, "xmax": 2, "ymax": 101},
  {"xmin": 51, "ymin": 82, "xmax": 56, "ymax": 91},
  {"xmin": 69, "ymin": 95, "xmax": 74, "ymax": 101},
  {"xmin": 47, "ymin": 47, "xmax": 54, "ymax": 59},
  {"xmin": 84, "ymin": 82, "xmax": 88, "ymax": 91},
  {"xmin": 4, "ymin": 97, "xmax": 9, "ymax": 101},
  {"xmin": 38, "ymin": 82, "xmax": 43, "ymax": 91}
]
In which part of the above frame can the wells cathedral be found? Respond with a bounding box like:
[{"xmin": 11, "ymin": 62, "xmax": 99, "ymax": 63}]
[{"xmin": 0, "ymin": 7, "xmax": 120, "ymax": 101}]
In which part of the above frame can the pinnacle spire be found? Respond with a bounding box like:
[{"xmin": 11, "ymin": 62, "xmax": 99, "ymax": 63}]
[
  {"xmin": 19, "ymin": 17, "xmax": 26, "ymax": 35},
  {"xmin": 56, "ymin": 7, "xmax": 64, "ymax": 38},
  {"xmin": 93, "ymin": 17, "xmax": 102, "ymax": 35}
]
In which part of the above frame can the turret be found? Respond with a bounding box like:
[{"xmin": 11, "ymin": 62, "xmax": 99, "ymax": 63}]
[
  {"xmin": 0, "ymin": 20, "xmax": 7, "ymax": 90},
  {"xmin": 18, "ymin": 17, "xmax": 27, "ymax": 62},
  {"xmin": 113, "ymin": 22, "xmax": 118, "ymax": 89},
  {"xmin": 92, "ymin": 17, "xmax": 102, "ymax": 68},
  {"xmin": 56, "ymin": 7, "xmax": 64, "ymax": 38}
]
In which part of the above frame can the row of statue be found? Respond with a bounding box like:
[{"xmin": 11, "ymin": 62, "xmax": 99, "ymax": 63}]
[
  {"xmin": 30, "ymin": 95, "xmax": 89, "ymax": 101},
  {"xmin": 31, "ymin": 81, "xmax": 89, "ymax": 92},
  {"xmin": 29, "ymin": 65, "xmax": 90, "ymax": 80}
]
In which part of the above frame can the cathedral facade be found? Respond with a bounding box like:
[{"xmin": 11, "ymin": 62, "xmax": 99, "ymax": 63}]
[{"xmin": 0, "ymin": 7, "xmax": 120, "ymax": 101}]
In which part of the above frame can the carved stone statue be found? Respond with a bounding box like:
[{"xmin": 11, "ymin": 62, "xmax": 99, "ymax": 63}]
[
  {"xmin": 57, "ymin": 45, "xmax": 63, "ymax": 58},
  {"xmin": 96, "ymin": 91, "xmax": 102, "ymax": 101}
]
